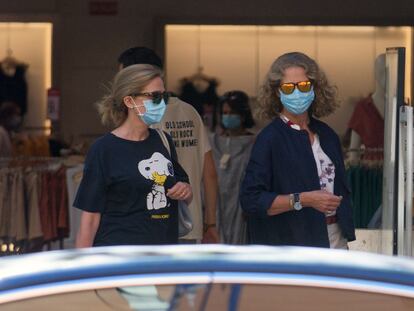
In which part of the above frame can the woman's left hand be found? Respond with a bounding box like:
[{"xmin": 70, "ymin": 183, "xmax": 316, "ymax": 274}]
[{"xmin": 167, "ymin": 182, "xmax": 193, "ymax": 203}]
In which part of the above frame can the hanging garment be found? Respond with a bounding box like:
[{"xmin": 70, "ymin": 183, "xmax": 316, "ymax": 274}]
[
  {"xmin": 39, "ymin": 170, "xmax": 59, "ymax": 242},
  {"xmin": 179, "ymin": 79, "xmax": 219, "ymax": 128},
  {"xmin": 346, "ymin": 164, "xmax": 382, "ymax": 228},
  {"xmin": 64, "ymin": 164, "xmax": 84, "ymax": 249},
  {"xmin": 0, "ymin": 169, "xmax": 8, "ymax": 238},
  {"xmin": 56, "ymin": 166, "xmax": 69, "ymax": 239},
  {"xmin": 0, "ymin": 126, "xmax": 12, "ymax": 157},
  {"xmin": 210, "ymin": 133, "xmax": 254, "ymax": 244},
  {"xmin": 12, "ymin": 134, "xmax": 35, "ymax": 156},
  {"xmin": 8, "ymin": 169, "xmax": 26, "ymax": 241},
  {"xmin": 30, "ymin": 135, "xmax": 51, "ymax": 157},
  {"xmin": 24, "ymin": 170, "xmax": 43, "ymax": 240},
  {"xmin": 0, "ymin": 65, "xmax": 28, "ymax": 115},
  {"xmin": 11, "ymin": 135, "xmax": 50, "ymax": 157},
  {"xmin": 348, "ymin": 95, "xmax": 384, "ymax": 148},
  {"xmin": 0, "ymin": 159, "xmax": 70, "ymax": 253}
]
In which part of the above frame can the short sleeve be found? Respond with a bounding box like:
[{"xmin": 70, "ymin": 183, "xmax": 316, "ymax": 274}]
[{"xmin": 73, "ymin": 142, "xmax": 107, "ymax": 213}]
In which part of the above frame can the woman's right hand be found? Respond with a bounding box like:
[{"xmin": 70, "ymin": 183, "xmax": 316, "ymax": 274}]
[
  {"xmin": 167, "ymin": 182, "xmax": 193, "ymax": 204},
  {"xmin": 301, "ymin": 190, "xmax": 342, "ymax": 214}
]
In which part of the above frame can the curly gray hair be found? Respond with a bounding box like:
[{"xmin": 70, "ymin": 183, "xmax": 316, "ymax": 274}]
[{"xmin": 257, "ymin": 52, "xmax": 339, "ymax": 120}]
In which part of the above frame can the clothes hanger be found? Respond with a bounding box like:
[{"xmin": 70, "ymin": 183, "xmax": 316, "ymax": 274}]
[
  {"xmin": 188, "ymin": 66, "xmax": 212, "ymax": 82},
  {"xmin": 179, "ymin": 67, "xmax": 209, "ymax": 92},
  {"xmin": 1, "ymin": 48, "xmax": 28, "ymax": 76},
  {"xmin": 184, "ymin": 67, "xmax": 221, "ymax": 93}
]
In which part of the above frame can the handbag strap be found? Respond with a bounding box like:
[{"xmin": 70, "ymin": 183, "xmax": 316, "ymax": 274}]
[{"xmin": 155, "ymin": 128, "xmax": 171, "ymax": 156}]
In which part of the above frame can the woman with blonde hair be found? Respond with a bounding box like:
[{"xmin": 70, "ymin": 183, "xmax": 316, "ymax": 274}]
[
  {"xmin": 240, "ymin": 52, "xmax": 355, "ymax": 248},
  {"xmin": 75, "ymin": 64, "xmax": 192, "ymax": 247}
]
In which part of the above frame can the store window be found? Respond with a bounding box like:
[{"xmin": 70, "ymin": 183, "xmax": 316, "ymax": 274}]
[{"xmin": 0, "ymin": 23, "xmax": 53, "ymax": 135}]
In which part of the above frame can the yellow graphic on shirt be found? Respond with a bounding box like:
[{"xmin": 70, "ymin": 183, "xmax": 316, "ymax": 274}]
[
  {"xmin": 151, "ymin": 214, "xmax": 170, "ymax": 219},
  {"xmin": 152, "ymin": 172, "xmax": 167, "ymax": 185}
]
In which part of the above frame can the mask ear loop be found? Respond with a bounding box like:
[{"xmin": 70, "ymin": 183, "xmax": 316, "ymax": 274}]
[{"xmin": 126, "ymin": 96, "xmax": 145, "ymax": 116}]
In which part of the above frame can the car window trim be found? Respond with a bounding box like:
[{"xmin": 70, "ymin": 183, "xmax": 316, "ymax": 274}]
[
  {"xmin": 2, "ymin": 271, "xmax": 414, "ymax": 305},
  {"xmin": 212, "ymin": 272, "xmax": 414, "ymax": 299}
]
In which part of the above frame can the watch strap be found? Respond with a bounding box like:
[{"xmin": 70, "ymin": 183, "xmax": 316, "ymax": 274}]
[
  {"xmin": 293, "ymin": 193, "xmax": 300, "ymax": 203},
  {"xmin": 289, "ymin": 194, "xmax": 294, "ymax": 209}
]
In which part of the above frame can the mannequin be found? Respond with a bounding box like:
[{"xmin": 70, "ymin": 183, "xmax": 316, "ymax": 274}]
[{"xmin": 348, "ymin": 53, "xmax": 386, "ymax": 162}]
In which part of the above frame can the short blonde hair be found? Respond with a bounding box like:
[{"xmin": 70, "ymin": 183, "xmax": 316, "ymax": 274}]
[
  {"xmin": 257, "ymin": 52, "xmax": 339, "ymax": 120},
  {"xmin": 96, "ymin": 64, "xmax": 163, "ymax": 127}
]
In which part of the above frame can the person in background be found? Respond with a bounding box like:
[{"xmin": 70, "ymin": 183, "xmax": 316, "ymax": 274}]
[
  {"xmin": 0, "ymin": 101, "xmax": 21, "ymax": 157},
  {"xmin": 210, "ymin": 90, "xmax": 255, "ymax": 244},
  {"xmin": 240, "ymin": 52, "xmax": 355, "ymax": 248},
  {"xmin": 118, "ymin": 47, "xmax": 219, "ymax": 244},
  {"xmin": 75, "ymin": 64, "xmax": 192, "ymax": 247}
]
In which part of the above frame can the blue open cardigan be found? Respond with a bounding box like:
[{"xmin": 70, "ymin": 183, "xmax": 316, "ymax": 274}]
[{"xmin": 240, "ymin": 117, "xmax": 356, "ymax": 247}]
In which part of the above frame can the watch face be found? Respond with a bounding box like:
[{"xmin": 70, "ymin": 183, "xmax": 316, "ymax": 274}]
[{"xmin": 294, "ymin": 201, "xmax": 302, "ymax": 211}]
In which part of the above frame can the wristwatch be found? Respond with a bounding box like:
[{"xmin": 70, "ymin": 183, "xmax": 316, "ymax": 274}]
[{"xmin": 293, "ymin": 193, "xmax": 302, "ymax": 211}]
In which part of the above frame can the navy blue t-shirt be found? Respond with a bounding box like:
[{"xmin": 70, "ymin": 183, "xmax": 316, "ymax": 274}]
[{"xmin": 73, "ymin": 129, "xmax": 189, "ymax": 246}]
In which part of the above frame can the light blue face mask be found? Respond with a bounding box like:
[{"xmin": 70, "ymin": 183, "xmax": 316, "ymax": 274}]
[
  {"xmin": 279, "ymin": 87, "xmax": 315, "ymax": 115},
  {"xmin": 133, "ymin": 98, "xmax": 166, "ymax": 125},
  {"xmin": 222, "ymin": 114, "xmax": 242, "ymax": 129},
  {"xmin": 142, "ymin": 99, "xmax": 166, "ymax": 125}
]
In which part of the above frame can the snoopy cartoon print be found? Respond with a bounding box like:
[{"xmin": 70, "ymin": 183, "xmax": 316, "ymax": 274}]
[{"xmin": 138, "ymin": 152, "xmax": 174, "ymax": 210}]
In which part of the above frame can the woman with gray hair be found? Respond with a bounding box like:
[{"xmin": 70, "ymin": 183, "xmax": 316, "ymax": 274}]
[
  {"xmin": 240, "ymin": 52, "xmax": 355, "ymax": 248},
  {"xmin": 75, "ymin": 64, "xmax": 192, "ymax": 247}
]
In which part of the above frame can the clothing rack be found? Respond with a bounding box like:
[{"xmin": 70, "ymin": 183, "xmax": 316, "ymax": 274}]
[
  {"xmin": 345, "ymin": 147, "xmax": 384, "ymax": 153},
  {"xmin": 344, "ymin": 148, "xmax": 383, "ymax": 228},
  {"xmin": 0, "ymin": 156, "xmax": 63, "ymax": 168},
  {"xmin": 344, "ymin": 147, "xmax": 383, "ymax": 167},
  {"xmin": 0, "ymin": 157, "xmax": 70, "ymax": 256}
]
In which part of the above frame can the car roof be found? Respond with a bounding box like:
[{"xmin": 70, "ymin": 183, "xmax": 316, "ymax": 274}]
[{"xmin": 1, "ymin": 245, "xmax": 414, "ymax": 293}]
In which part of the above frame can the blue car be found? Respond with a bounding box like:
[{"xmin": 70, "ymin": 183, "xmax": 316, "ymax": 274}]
[{"xmin": 1, "ymin": 245, "xmax": 414, "ymax": 310}]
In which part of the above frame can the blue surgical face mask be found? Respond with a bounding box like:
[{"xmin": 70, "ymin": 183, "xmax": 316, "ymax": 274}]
[
  {"xmin": 132, "ymin": 98, "xmax": 166, "ymax": 125},
  {"xmin": 222, "ymin": 114, "xmax": 242, "ymax": 129},
  {"xmin": 142, "ymin": 99, "xmax": 166, "ymax": 125},
  {"xmin": 279, "ymin": 87, "xmax": 315, "ymax": 115}
]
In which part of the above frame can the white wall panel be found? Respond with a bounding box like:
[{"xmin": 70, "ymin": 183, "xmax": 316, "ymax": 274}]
[
  {"xmin": 200, "ymin": 26, "xmax": 257, "ymax": 96},
  {"xmin": 165, "ymin": 26, "xmax": 199, "ymax": 94},
  {"xmin": 316, "ymin": 27, "xmax": 376, "ymax": 134},
  {"xmin": 258, "ymin": 26, "xmax": 317, "ymax": 86}
]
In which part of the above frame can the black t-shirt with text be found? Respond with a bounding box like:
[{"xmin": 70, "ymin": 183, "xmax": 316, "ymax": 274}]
[{"xmin": 74, "ymin": 129, "xmax": 189, "ymax": 246}]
